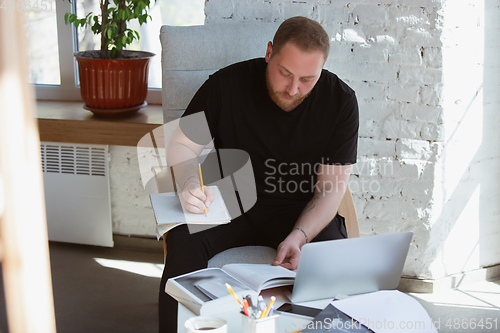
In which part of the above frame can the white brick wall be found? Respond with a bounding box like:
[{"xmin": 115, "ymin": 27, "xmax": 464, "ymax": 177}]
[
  {"xmin": 109, "ymin": 146, "xmax": 157, "ymax": 238},
  {"xmin": 201, "ymin": 0, "xmax": 500, "ymax": 280},
  {"xmin": 427, "ymin": 0, "xmax": 500, "ymax": 279}
]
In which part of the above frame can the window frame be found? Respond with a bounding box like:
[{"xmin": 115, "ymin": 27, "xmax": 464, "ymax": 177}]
[{"xmin": 33, "ymin": 0, "xmax": 162, "ymax": 104}]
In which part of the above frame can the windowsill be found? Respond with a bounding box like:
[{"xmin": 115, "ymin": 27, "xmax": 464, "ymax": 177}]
[{"xmin": 36, "ymin": 100, "xmax": 174, "ymax": 146}]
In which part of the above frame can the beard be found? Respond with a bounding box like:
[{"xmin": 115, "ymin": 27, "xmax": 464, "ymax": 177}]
[{"xmin": 265, "ymin": 67, "xmax": 310, "ymax": 112}]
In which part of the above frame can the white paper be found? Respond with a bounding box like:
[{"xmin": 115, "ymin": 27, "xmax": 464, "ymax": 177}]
[
  {"xmin": 222, "ymin": 264, "xmax": 296, "ymax": 292},
  {"xmin": 150, "ymin": 186, "xmax": 231, "ymax": 225},
  {"xmin": 195, "ymin": 278, "xmax": 232, "ymax": 300},
  {"xmin": 331, "ymin": 290, "xmax": 438, "ymax": 333}
]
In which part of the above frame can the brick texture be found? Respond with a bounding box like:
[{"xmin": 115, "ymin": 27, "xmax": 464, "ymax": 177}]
[{"xmin": 200, "ymin": 0, "xmax": 500, "ymax": 280}]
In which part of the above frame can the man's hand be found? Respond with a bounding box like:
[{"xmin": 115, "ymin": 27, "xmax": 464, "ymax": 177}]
[
  {"xmin": 272, "ymin": 230, "xmax": 305, "ymax": 270},
  {"xmin": 180, "ymin": 182, "xmax": 215, "ymax": 214}
]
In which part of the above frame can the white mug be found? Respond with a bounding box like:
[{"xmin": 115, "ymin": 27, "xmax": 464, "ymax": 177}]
[{"xmin": 185, "ymin": 316, "xmax": 227, "ymax": 333}]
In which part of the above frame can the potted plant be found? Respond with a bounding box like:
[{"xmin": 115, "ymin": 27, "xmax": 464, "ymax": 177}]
[{"xmin": 65, "ymin": 0, "xmax": 155, "ymax": 115}]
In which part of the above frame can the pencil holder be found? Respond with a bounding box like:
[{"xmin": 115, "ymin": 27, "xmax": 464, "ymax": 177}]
[{"xmin": 241, "ymin": 313, "xmax": 278, "ymax": 333}]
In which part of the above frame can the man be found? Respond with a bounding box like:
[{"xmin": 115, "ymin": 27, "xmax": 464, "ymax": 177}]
[{"xmin": 159, "ymin": 16, "xmax": 358, "ymax": 332}]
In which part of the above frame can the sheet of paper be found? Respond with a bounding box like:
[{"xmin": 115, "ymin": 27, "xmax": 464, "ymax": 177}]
[
  {"xmin": 174, "ymin": 268, "xmax": 249, "ymax": 303},
  {"xmin": 195, "ymin": 278, "xmax": 233, "ymax": 300},
  {"xmin": 150, "ymin": 186, "xmax": 230, "ymax": 225},
  {"xmin": 331, "ymin": 290, "xmax": 438, "ymax": 333},
  {"xmin": 222, "ymin": 264, "xmax": 296, "ymax": 292}
]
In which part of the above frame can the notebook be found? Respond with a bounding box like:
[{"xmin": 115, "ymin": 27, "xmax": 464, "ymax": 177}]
[
  {"xmin": 290, "ymin": 231, "xmax": 413, "ymax": 303},
  {"xmin": 150, "ymin": 186, "xmax": 231, "ymax": 238}
]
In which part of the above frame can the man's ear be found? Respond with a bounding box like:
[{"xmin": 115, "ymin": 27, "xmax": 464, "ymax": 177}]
[{"xmin": 265, "ymin": 41, "xmax": 273, "ymax": 63}]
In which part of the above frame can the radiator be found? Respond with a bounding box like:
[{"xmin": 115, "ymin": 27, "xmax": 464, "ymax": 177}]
[{"xmin": 41, "ymin": 142, "xmax": 113, "ymax": 247}]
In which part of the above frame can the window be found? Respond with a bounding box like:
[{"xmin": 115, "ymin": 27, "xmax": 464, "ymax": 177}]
[
  {"xmin": 25, "ymin": 1, "xmax": 60, "ymax": 85},
  {"xmin": 27, "ymin": 0, "xmax": 205, "ymax": 102}
]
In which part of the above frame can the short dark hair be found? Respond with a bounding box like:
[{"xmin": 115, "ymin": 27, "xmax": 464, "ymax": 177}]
[{"xmin": 272, "ymin": 16, "xmax": 330, "ymax": 60}]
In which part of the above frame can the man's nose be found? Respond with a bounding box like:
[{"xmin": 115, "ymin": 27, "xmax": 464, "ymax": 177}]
[{"xmin": 286, "ymin": 78, "xmax": 300, "ymax": 96}]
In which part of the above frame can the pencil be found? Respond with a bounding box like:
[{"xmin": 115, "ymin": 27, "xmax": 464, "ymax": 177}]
[
  {"xmin": 225, "ymin": 283, "xmax": 242, "ymax": 308},
  {"xmin": 260, "ymin": 296, "xmax": 276, "ymax": 319},
  {"xmin": 242, "ymin": 298, "xmax": 250, "ymax": 317},
  {"xmin": 198, "ymin": 163, "xmax": 207, "ymax": 216}
]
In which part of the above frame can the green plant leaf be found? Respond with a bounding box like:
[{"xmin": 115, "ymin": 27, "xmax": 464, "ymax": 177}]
[
  {"xmin": 139, "ymin": 14, "xmax": 147, "ymax": 25},
  {"xmin": 91, "ymin": 23, "xmax": 101, "ymax": 34},
  {"xmin": 63, "ymin": 0, "xmax": 157, "ymax": 58}
]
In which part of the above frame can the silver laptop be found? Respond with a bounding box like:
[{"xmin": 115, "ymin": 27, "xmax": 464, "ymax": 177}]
[{"xmin": 290, "ymin": 231, "xmax": 413, "ymax": 303}]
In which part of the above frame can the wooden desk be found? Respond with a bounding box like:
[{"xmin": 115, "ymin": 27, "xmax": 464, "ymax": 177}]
[
  {"xmin": 36, "ymin": 100, "xmax": 175, "ymax": 146},
  {"xmin": 177, "ymin": 289, "xmax": 325, "ymax": 333}
]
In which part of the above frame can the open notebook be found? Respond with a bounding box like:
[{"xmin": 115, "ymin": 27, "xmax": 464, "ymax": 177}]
[
  {"xmin": 150, "ymin": 186, "xmax": 231, "ymax": 238},
  {"xmin": 166, "ymin": 264, "xmax": 295, "ymax": 316}
]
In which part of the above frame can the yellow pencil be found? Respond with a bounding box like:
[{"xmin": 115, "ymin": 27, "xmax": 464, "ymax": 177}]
[
  {"xmin": 260, "ymin": 296, "xmax": 276, "ymax": 319},
  {"xmin": 225, "ymin": 283, "xmax": 242, "ymax": 308},
  {"xmin": 198, "ymin": 163, "xmax": 207, "ymax": 216}
]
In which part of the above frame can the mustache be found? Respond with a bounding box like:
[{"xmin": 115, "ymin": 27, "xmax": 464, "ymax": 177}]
[{"xmin": 280, "ymin": 91, "xmax": 301, "ymax": 99}]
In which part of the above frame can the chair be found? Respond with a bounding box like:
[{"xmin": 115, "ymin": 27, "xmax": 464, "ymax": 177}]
[{"xmin": 158, "ymin": 23, "xmax": 360, "ymax": 267}]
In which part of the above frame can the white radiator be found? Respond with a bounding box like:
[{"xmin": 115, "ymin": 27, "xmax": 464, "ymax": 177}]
[{"xmin": 41, "ymin": 142, "xmax": 113, "ymax": 247}]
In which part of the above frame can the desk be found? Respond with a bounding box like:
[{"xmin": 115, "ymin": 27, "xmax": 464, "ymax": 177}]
[
  {"xmin": 176, "ymin": 290, "xmax": 438, "ymax": 333},
  {"xmin": 177, "ymin": 289, "xmax": 332, "ymax": 333}
]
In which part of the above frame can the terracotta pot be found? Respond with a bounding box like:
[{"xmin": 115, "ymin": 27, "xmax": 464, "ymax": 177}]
[{"xmin": 75, "ymin": 50, "xmax": 155, "ymax": 110}]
